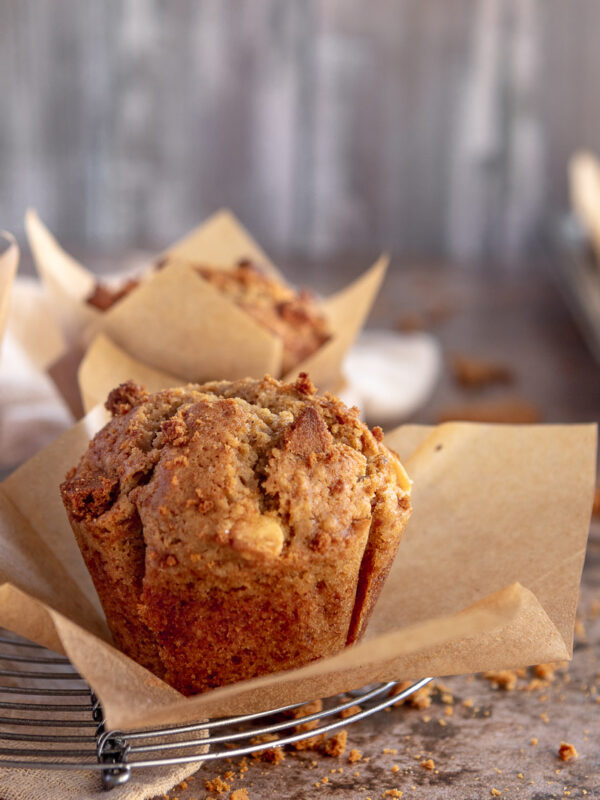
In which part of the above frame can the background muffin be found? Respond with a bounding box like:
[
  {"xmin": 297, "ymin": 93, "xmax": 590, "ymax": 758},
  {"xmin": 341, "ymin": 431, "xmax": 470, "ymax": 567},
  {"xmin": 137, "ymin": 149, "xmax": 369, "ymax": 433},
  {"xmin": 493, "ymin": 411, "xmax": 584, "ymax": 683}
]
[
  {"xmin": 60, "ymin": 374, "xmax": 411, "ymax": 695},
  {"xmin": 87, "ymin": 260, "xmax": 330, "ymax": 375}
]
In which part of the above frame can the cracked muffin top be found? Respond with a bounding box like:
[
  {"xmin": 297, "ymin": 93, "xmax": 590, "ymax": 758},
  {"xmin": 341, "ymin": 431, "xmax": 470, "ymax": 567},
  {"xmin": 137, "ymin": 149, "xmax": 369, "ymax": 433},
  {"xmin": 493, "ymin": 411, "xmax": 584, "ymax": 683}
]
[{"xmin": 61, "ymin": 375, "xmax": 411, "ymax": 574}]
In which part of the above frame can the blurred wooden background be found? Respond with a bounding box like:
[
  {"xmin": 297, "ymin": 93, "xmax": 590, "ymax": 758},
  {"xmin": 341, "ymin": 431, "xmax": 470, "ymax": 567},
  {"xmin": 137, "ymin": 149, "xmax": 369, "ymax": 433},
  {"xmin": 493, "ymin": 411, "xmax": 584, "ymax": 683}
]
[{"xmin": 0, "ymin": 0, "xmax": 597, "ymax": 268}]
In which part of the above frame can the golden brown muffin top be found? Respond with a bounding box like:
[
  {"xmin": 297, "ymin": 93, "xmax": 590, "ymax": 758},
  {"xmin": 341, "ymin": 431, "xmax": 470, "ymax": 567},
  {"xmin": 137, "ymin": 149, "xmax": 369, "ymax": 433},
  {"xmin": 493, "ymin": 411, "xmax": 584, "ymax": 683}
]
[{"xmin": 61, "ymin": 375, "xmax": 410, "ymax": 573}]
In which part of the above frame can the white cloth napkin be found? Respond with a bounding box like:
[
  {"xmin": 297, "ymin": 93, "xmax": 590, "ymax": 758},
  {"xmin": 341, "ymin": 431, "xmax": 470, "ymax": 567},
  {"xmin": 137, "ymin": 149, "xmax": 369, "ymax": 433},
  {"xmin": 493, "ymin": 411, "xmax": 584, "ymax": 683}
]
[
  {"xmin": 0, "ymin": 280, "xmax": 72, "ymax": 471},
  {"xmin": 342, "ymin": 330, "xmax": 441, "ymax": 426}
]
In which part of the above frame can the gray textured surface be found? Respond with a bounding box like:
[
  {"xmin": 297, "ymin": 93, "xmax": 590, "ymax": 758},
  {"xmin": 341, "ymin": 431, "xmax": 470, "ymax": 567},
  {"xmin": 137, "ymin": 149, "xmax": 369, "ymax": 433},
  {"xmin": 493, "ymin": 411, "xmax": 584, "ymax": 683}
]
[{"xmin": 2, "ymin": 1, "xmax": 600, "ymax": 264}]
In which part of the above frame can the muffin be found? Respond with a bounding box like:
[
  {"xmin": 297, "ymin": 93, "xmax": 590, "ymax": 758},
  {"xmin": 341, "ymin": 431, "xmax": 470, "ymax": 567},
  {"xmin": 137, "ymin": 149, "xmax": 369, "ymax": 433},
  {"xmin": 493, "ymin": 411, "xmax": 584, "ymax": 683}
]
[
  {"xmin": 86, "ymin": 260, "xmax": 330, "ymax": 375},
  {"xmin": 60, "ymin": 374, "xmax": 411, "ymax": 695}
]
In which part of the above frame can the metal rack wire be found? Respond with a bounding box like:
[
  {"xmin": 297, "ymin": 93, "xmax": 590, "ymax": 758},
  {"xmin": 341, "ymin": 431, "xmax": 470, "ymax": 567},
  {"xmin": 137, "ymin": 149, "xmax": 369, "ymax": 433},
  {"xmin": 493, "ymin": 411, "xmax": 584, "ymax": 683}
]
[{"xmin": 0, "ymin": 629, "xmax": 432, "ymax": 790}]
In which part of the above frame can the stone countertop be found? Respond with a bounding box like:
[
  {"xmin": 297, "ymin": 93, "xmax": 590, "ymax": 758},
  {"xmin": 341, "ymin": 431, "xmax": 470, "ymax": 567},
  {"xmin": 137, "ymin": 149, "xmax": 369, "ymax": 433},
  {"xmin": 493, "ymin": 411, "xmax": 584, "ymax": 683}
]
[{"xmin": 135, "ymin": 263, "xmax": 599, "ymax": 799}]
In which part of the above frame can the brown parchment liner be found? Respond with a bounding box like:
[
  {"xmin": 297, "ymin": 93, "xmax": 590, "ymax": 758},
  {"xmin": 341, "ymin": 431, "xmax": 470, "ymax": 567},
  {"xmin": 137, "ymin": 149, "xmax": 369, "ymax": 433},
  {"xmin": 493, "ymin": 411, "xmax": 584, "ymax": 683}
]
[
  {"xmin": 0, "ymin": 233, "xmax": 19, "ymax": 351},
  {"xmin": 0, "ymin": 396, "xmax": 595, "ymax": 731},
  {"xmin": 570, "ymin": 150, "xmax": 600, "ymax": 260},
  {"xmin": 25, "ymin": 209, "xmax": 387, "ymax": 400}
]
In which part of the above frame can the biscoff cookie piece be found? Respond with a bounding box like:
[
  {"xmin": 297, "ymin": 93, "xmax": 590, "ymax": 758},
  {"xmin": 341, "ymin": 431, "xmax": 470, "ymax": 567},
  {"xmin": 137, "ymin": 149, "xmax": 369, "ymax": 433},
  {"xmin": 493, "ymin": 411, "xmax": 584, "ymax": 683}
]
[{"xmin": 61, "ymin": 374, "xmax": 411, "ymax": 695}]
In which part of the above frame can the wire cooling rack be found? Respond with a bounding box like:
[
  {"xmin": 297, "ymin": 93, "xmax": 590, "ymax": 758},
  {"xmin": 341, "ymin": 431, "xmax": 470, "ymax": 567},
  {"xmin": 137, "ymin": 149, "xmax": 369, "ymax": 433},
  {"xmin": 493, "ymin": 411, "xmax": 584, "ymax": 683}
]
[{"xmin": 0, "ymin": 629, "xmax": 432, "ymax": 790}]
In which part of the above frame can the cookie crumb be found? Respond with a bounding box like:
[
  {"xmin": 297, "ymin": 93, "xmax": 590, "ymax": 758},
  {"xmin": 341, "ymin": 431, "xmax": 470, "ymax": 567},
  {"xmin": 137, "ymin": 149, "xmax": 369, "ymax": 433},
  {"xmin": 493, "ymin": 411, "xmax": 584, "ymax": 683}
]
[
  {"xmin": 484, "ymin": 670, "xmax": 517, "ymax": 690},
  {"xmin": 491, "ymin": 790, "xmax": 501, "ymax": 797},
  {"xmin": 249, "ymin": 734, "xmax": 284, "ymax": 763},
  {"xmin": 340, "ymin": 704, "xmax": 361, "ymax": 719},
  {"xmin": 230, "ymin": 790, "xmax": 249, "ymax": 800},
  {"xmin": 348, "ymin": 749, "xmax": 362, "ymax": 763},
  {"xmin": 534, "ymin": 663, "xmax": 558, "ymax": 681},
  {"xmin": 205, "ymin": 776, "xmax": 231, "ymax": 794},
  {"xmin": 322, "ymin": 730, "xmax": 347, "ymax": 757},
  {"xmin": 558, "ymin": 742, "xmax": 578, "ymax": 762},
  {"xmin": 420, "ymin": 759, "xmax": 435, "ymax": 770},
  {"xmin": 438, "ymin": 399, "xmax": 541, "ymax": 424},
  {"xmin": 451, "ymin": 355, "xmax": 513, "ymax": 389}
]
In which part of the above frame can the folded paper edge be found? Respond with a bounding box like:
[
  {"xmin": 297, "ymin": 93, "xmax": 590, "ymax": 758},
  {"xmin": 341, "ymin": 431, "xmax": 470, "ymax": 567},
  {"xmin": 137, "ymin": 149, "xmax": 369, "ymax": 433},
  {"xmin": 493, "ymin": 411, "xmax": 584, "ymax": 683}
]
[
  {"xmin": 0, "ymin": 576, "xmax": 568, "ymax": 730},
  {"xmin": 0, "ymin": 233, "xmax": 19, "ymax": 348}
]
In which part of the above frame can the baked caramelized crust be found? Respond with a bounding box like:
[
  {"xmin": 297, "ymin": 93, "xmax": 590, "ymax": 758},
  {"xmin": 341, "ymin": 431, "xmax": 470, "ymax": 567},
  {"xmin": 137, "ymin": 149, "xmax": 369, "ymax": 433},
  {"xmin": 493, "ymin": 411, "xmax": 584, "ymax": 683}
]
[
  {"xmin": 61, "ymin": 374, "xmax": 411, "ymax": 695},
  {"xmin": 196, "ymin": 261, "xmax": 330, "ymax": 374}
]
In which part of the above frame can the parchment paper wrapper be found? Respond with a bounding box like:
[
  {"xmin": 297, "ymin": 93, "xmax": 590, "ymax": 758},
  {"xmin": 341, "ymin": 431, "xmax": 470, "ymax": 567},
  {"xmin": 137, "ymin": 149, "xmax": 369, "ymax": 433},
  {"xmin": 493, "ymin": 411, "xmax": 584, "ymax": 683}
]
[
  {"xmin": 0, "ymin": 401, "xmax": 595, "ymax": 733},
  {"xmin": 570, "ymin": 150, "xmax": 600, "ymax": 260},
  {"xmin": 26, "ymin": 209, "xmax": 387, "ymax": 410},
  {"xmin": 0, "ymin": 234, "xmax": 19, "ymax": 353}
]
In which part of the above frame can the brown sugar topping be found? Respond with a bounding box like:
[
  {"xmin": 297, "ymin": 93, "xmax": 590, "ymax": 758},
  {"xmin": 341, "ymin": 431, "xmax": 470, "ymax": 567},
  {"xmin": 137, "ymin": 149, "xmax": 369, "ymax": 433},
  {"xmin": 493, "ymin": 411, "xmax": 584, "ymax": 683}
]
[
  {"xmin": 293, "ymin": 371, "xmax": 317, "ymax": 396},
  {"xmin": 105, "ymin": 381, "xmax": 149, "ymax": 416}
]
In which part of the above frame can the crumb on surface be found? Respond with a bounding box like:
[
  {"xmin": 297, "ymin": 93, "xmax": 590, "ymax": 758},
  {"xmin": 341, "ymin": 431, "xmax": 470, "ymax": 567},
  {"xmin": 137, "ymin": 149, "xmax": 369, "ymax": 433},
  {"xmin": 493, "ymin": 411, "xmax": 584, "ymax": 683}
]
[
  {"xmin": 534, "ymin": 662, "xmax": 558, "ymax": 681},
  {"xmin": 450, "ymin": 354, "xmax": 513, "ymax": 389},
  {"xmin": 348, "ymin": 749, "xmax": 362, "ymax": 763},
  {"xmin": 382, "ymin": 790, "xmax": 403, "ymax": 798},
  {"xmin": 205, "ymin": 776, "xmax": 231, "ymax": 794},
  {"xmin": 420, "ymin": 759, "xmax": 435, "ymax": 770},
  {"xmin": 558, "ymin": 742, "xmax": 578, "ymax": 762},
  {"xmin": 484, "ymin": 670, "xmax": 518, "ymax": 690},
  {"xmin": 322, "ymin": 729, "xmax": 347, "ymax": 757},
  {"xmin": 491, "ymin": 790, "xmax": 501, "ymax": 797},
  {"xmin": 287, "ymin": 699, "xmax": 323, "ymax": 719},
  {"xmin": 437, "ymin": 399, "xmax": 541, "ymax": 424},
  {"xmin": 230, "ymin": 789, "xmax": 249, "ymax": 800},
  {"xmin": 249, "ymin": 734, "xmax": 284, "ymax": 764},
  {"xmin": 340, "ymin": 704, "xmax": 361, "ymax": 719},
  {"xmin": 392, "ymin": 682, "xmax": 434, "ymax": 709}
]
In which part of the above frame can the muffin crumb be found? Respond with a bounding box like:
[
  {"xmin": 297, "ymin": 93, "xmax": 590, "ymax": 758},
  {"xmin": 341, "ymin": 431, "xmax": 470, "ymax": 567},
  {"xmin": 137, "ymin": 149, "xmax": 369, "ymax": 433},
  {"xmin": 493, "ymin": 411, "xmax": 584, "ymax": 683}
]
[
  {"xmin": 322, "ymin": 730, "xmax": 347, "ymax": 757},
  {"xmin": 558, "ymin": 742, "xmax": 578, "ymax": 762},
  {"xmin": 205, "ymin": 776, "xmax": 231, "ymax": 794}
]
